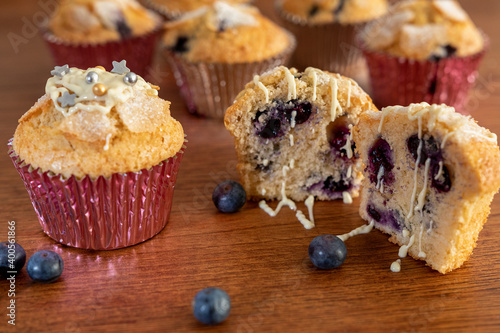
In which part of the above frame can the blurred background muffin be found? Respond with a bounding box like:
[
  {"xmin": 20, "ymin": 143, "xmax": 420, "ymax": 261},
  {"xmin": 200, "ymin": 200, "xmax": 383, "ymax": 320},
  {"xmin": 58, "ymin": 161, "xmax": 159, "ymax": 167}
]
[
  {"xmin": 275, "ymin": 0, "xmax": 388, "ymax": 78},
  {"xmin": 43, "ymin": 0, "xmax": 163, "ymax": 76},
  {"xmin": 10, "ymin": 62, "xmax": 185, "ymax": 250},
  {"xmin": 162, "ymin": 1, "xmax": 296, "ymax": 118},
  {"xmin": 360, "ymin": 0, "xmax": 486, "ymax": 112}
]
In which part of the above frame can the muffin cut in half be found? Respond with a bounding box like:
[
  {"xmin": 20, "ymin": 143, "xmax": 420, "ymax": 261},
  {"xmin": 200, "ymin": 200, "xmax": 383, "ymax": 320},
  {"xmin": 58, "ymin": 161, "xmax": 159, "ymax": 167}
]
[
  {"xmin": 225, "ymin": 66, "xmax": 377, "ymax": 212},
  {"xmin": 353, "ymin": 102, "xmax": 500, "ymax": 273}
]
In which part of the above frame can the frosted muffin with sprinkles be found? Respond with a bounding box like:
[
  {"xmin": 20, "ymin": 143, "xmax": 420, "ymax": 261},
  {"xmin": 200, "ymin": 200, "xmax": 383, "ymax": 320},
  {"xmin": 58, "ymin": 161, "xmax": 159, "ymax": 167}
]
[
  {"xmin": 9, "ymin": 61, "xmax": 186, "ymax": 250},
  {"xmin": 360, "ymin": 0, "xmax": 487, "ymax": 112},
  {"xmin": 162, "ymin": 2, "xmax": 296, "ymax": 118},
  {"xmin": 275, "ymin": 0, "xmax": 388, "ymax": 75},
  {"xmin": 44, "ymin": 0, "xmax": 163, "ymax": 76}
]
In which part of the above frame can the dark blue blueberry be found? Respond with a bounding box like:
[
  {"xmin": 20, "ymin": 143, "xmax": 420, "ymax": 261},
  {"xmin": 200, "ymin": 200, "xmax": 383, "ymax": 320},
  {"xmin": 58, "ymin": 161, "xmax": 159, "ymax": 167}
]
[
  {"xmin": 284, "ymin": 100, "xmax": 312, "ymax": 124},
  {"xmin": 27, "ymin": 250, "xmax": 63, "ymax": 283},
  {"xmin": 259, "ymin": 118, "xmax": 282, "ymax": 139},
  {"xmin": 367, "ymin": 205, "xmax": 381, "ymax": 222},
  {"xmin": 322, "ymin": 176, "xmax": 351, "ymax": 193},
  {"xmin": 366, "ymin": 205, "xmax": 402, "ymax": 231},
  {"xmin": 172, "ymin": 36, "xmax": 189, "ymax": 53},
  {"xmin": 212, "ymin": 181, "xmax": 246, "ymax": 213},
  {"xmin": 308, "ymin": 4, "xmax": 319, "ymax": 17},
  {"xmin": 0, "ymin": 242, "xmax": 26, "ymax": 278},
  {"xmin": 429, "ymin": 44, "xmax": 457, "ymax": 62},
  {"xmin": 193, "ymin": 287, "xmax": 231, "ymax": 325},
  {"xmin": 368, "ymin": 138, "xmax": 394, "ymax": 186},
  {"xmin": 407, "ymin": 134, "xmax": 441, "ymax": 164},
  {"xmin": 431, "ymin": 163, "xmax": 452, "ymax": 193},
  {"xmin": 116, "ymin": 20, "xmax": 132, "ymax": 39},
  {"xmin": 308, "ymin": 235, "xmax": 347, "ymax": 270}
]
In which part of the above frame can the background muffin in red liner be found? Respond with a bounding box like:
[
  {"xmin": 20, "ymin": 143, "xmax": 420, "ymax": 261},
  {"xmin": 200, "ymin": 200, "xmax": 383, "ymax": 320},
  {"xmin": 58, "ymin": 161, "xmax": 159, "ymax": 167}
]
[
  {"xmin": 43, "ymin": 0, "xmax": 163, "ymax": 77},
  {"xmin": 161, "ymin": 2, "xmax": 295, "ymax": 118}
]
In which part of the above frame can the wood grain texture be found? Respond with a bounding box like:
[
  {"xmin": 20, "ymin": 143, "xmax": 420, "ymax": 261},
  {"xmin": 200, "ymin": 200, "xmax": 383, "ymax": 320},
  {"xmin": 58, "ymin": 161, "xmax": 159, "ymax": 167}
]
[{"xmin": 1, "ymin": 0, "xmax": 500, "ymax": 332}]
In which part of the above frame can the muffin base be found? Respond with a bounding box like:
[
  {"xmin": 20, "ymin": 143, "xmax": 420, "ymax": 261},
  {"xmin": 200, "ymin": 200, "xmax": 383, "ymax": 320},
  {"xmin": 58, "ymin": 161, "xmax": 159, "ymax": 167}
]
[{"xmin": 8, "ymin": 139, "xmax": 186, "ymax": 250}]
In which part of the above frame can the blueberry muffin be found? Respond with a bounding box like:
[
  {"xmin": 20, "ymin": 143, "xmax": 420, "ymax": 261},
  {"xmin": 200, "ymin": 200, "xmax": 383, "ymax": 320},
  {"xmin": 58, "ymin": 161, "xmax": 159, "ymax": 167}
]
[
  {"xmin": 162, "ymin": 2, "xmax": 295, "ymax": 118},
  {"xmin": 353, "ymin": 102, "xmax": 500, "ymax": 273},
  {"xmin": 360, "ymin": 0, "xmax": 486, "ymax": 112},
  {"xmin": 10, "ymin": 63, "xmax": 185, "ymax": 249},
  {"xmin": 225, "ymin": 66, "xmax": 377, "ymax": 203},
  {"xmin": 44, "ymin": 0, "xmax": 163, "ymax": 75}
]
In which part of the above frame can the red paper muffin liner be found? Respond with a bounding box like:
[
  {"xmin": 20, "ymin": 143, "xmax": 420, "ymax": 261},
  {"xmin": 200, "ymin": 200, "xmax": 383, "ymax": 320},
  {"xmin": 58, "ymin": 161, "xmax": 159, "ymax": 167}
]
[
  {"xmin": 42, "ymin": 23, "xmax": 163, "ymax": 77},
  {"xmin": 161, "ymin": 32, "xmax": 296, "ymax": 119},
  {"xmin": 360, "ymin": 36, "xmax": 488, "ymax": 113},
  {"xmin": 276, "ymin": 5, "xmax": 366, "ymax": 76},
  {"xmin": 8, "ymin": 139, "xmax": 186, "ymax": 250}
]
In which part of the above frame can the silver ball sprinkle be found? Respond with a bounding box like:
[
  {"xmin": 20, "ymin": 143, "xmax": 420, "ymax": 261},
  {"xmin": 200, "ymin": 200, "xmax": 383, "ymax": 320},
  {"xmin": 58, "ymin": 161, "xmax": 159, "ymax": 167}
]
[
  {"xmin": 85, "ymin": 71, "xmax": 99, "ymax": 84},
  {"xmin": 123, "ymin": 72, "xmax": 138, "ymax": 86}
]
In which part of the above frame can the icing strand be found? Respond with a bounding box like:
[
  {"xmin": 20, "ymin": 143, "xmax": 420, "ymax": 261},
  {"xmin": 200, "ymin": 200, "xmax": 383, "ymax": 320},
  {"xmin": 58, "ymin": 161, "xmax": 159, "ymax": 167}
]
[
  {"xmin": 337, "ymin": 221, "xmax": 374, "ymax": 242},
  {"xmin": 415, "ymin": 158, "xmax": 431, "ymax": 212},
  {"xmin": 398, "ymin": 234, "xmax": 415, "ymax": 258},
  {"xmin": 253, "ymin": 75, "xmax": 269, "ymax": 103},
  {"xmin": 342, "ymin": 192, "xmax": 353, "ymax": 204},
  {"xmin": 330, "ymin": 79, "xmax": 341, "ymax": 121},
  {"xmin": 418, "ymin": 224, "xmax": 426, "ymax": 258},
  {"xmin": 103, "ymin": 133, "xmax": 112, "ymax": 151},
  {"xmin": 390, "ymin": 259, "xmax": 401, "ymax": 272},
  {"xmin": 283, "ymin": 67, "xmax": 297, "ymax": 101},
  {"xmin": 305, "ymin": 195, "xmax": 315, "ymax": 223}
]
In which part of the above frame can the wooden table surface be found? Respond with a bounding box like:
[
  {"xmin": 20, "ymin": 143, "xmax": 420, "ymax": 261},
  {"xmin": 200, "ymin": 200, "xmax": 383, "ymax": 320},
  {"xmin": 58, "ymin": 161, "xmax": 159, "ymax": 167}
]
[{"xmin": 1, "ymin": 1, "xmax": 500, "ymax": 332}]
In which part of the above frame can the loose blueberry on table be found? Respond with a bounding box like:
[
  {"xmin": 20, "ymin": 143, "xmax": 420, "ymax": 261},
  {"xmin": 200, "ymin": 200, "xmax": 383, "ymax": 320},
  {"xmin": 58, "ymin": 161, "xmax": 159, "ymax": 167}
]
[
  {"xmin": 192, "ymin": 287, "xmax": 231, "ymax": 325},
  {"xmin": 0, "ymin": 242, "xmax": 26, "ymax": 277},
  {"xmin": 308, "ymin": 235, "xmax": 347, "ymax": 269},
  {"xmin": 212, "ymin": 181, "xmax": 247, "ymax": 213},
  {"xmin": 26, "ymin": 250, "xmax": 64, "ymax": 283}
]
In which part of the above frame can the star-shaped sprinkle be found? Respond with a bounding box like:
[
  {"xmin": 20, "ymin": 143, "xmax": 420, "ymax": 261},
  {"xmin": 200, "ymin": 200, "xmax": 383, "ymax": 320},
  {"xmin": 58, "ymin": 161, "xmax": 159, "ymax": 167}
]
[
  {"xmin": 57, "ymin": 91, "xmax": 77, "ymax": 107},
  {"xmin": 110, "ymin": 60, "xmax": 130, "ymax": 75},
  {"xmin": 50, "ymin": 65, "xmax": 70, "ymax": 78}
]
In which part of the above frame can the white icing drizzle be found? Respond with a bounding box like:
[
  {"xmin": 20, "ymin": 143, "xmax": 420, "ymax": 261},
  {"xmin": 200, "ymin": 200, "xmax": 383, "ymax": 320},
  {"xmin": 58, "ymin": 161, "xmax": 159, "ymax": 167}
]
[
  {"xmin": 282, "ymin": 165, "xmax": 290, "ymax": 177},
  {"xmin": 283, "ymin": 67, "xmax": 297, "ymax": 101},
  {"xmin": 310, "ymin": 70, "xmax": 318, "ymax": 101},
  {"xmin": 253, "ymin": 75, "xmax": 269, "ymax": 103},
  {"xmin": 418, "ymin": 224, "xmax": 426, "ymax": 258},
  {"xmin": 434, "ymin": 161, "xmax": 444, "ymax": 180},
  {"xmin": 427, "ymin": 220, "xmax": 434, "ymax": 233},
  {"xmin": 398, "ymin": 234, "xmax": 415, "ymax": 258},
  {"xmin": 403, "ymin": 229, "xmax": 410, "ymax": 238},
  {"xmin": 261, "ymin": 188, "xmax": 266, "ymax": 196},
  {"xmin": 407, "ymin": 136, "xmax": 423, "ymax": 220},
  {"xmin": 347, "ymin": 165, "xmax": 352, "ymax": 178},
  {"xmin": 341, "ymin": 125, "xmax": 354, "ymax": 159},
  {"xmin": 103, "ymin": 133, "xmax": 112, "ymax": 151},
  {"xmin": 330, "ymin": 79, "xmax": 341, "ymax": 121},
  {"xmin": 290, "ymin": 158, "xmax": 295, "ymax": 169},
  {"xmin": 46, "ymin": 67, "xmax": 156, "ymax": 117},
  {"xmin": 390, "ymin": 259, "xmax": 401, "ymax": 273},
  {"xmin": 415, "ymin": 158, "xmax": 431, "ymax": 213},
  {"xmin": 337, "ymin": 221, "xmax": 374, "ymax": 242},
  {"xmin": 296, "ymin": 210, "xmax": 315, "ymax": 229},
  {"xmin": 440, "ymin": 131, "xmax": 455, "ymax": 149},
  {"xmin": 289, "ymin": 134, "xmax": 294, "ymax": 147},
  {"xmin": 375, "ymin": 165, "xmax": 385, "ymax": 194},
  {"xmin": 305, "ymin": 195, "xmax": 315, "ymax": 223},
  {"xmin": 377, "ymin": 108, "xmax": 391, "ymax": 133},
  {"xmin": 258, "ymin": 181, "xmax": 296, "ymax": 217},
  {"xmin": 262, "ymin": 159, "xmax": 269, "ymax": 166},
  {"xmin": 342, "ymin": 192, "xmax": 353, "ymax": 204},
  {"xmin": 290, "ymin": 111, "xmax": 297, "ymax": 128}
]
